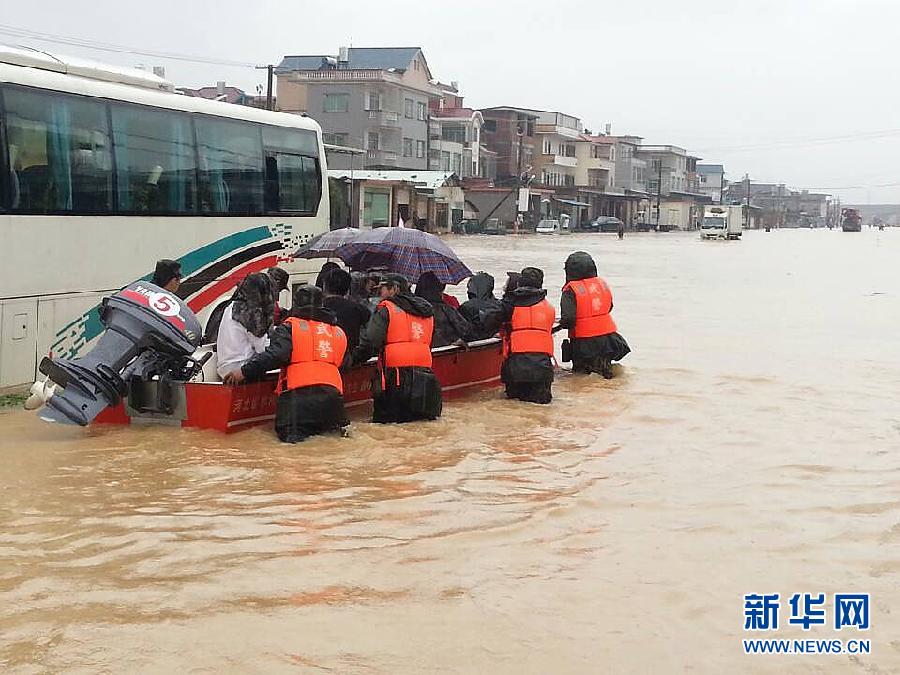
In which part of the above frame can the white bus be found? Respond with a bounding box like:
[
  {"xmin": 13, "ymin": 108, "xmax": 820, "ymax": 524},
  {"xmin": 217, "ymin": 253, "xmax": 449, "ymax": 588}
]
[{"xmin": 0, "ymin": 46, "xmax": 330, "ymax": 388}]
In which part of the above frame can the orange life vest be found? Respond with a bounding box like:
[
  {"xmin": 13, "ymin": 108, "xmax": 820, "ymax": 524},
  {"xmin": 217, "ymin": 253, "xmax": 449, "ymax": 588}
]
[
  {"xmin": 562, "ymin": 277, "xmax": 617, "ymax": 338},
  {"xmin": 379, "ymin": 301, "xmax": 434, "ymax": 368},
  {"xmin": 507, "ymin": 299, "xmax": 555, "ymax": 355},
  {"xmin": 278, "ymin": 317, "xmax": 347, "ymax": 394}
]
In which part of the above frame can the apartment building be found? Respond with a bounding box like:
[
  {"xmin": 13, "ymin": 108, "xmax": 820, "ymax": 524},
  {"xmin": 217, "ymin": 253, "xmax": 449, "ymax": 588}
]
[
  {"xmin": 276, "ymin": 47, "xmax": 442, "ymax": 170},
  {"xmin": 478, "ymin": 107, "xmax": 537, "ymax": 183},
  {"xmin": 428, "ymin": 84, "xmax": 496, "ymax": 179}
]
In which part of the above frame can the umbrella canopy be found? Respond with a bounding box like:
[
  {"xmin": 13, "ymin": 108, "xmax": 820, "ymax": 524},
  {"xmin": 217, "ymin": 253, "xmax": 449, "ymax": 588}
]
[
  {"xmin": 329, "ymin": 227, "xmax": 472, "ymax": 284},
  {"xmin": 294, "ymin": 227, "xmax": 361, "ymax": 259}
]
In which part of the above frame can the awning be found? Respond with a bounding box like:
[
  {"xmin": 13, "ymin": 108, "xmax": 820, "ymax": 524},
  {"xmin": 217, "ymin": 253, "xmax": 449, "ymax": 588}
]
[{"xmin": 554, "ymin": 198, "xmax": 591, "ymax": 207}]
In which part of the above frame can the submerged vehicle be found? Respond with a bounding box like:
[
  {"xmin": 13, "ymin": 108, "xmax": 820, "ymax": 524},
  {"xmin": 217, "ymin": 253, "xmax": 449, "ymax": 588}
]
[
  {"xmin": 536, "ymin": 219, "xmax": 562, "ymax": 234},
  {"xmin": 26, "ymin": 283, "xmax": 503, "ymax": 433},
  {"xmin": 841, "ymin": 208, "xmax": 862, "ymax": 232},
  {"xmin": 700, "ymin": 205, "xmax": 743, "ymax": 240}
]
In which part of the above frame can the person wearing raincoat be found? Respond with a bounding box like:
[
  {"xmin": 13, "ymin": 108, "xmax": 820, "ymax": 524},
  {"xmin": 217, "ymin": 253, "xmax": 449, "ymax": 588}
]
[
  {"xmin": 353, "ymin": 274, "xmax": 442, "ymax": 423},
  {"xmin": 223, "ymin": 286, "xmax": 350, "ymax": 443},
  {"xmin": 498, "ymin": 267, "xmax": 555, "ymax": 404},
  {"xmin": 459, "ymin": 272, "xmax": 503, "ymax": 340},
  {"xmin": 558, "ymin": 251, "xmax": 630, "ymax": 378}
]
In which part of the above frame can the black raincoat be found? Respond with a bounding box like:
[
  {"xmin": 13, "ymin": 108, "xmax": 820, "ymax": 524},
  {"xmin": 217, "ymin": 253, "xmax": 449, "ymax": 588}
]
[
  {"xmin": 241, "ymin": 306, "xmax": 350, "ymax": 443},
  {"xmin": 560, "ymin": 251, "xmax": 631, "ymax": 377},
  {"xmin": 414, "ymin": 273, "xmax": 473, "ymax": 348},
  {"xmin": 353, "ymin": 293, "xmax": 442, "ymax": 423},
  {"xmin": 499, "ymin": 286, "xmax": 554, "ymax": 404},
  {"xmin": 459, "ymin": 272, "xmax": 502, "ymax": 340}
]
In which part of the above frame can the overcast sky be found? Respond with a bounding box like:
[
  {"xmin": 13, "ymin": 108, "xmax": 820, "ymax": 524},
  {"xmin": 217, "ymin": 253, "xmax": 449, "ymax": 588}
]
[{"xmin": 5, "ymin": 0, "xmax": 898, "ymax": 202}]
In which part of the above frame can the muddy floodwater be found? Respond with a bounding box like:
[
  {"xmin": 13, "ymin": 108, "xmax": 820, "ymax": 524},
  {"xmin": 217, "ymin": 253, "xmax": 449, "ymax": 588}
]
[{"xmin": 2, "ymin": 230, "xmax": 899, "ymax": 673}]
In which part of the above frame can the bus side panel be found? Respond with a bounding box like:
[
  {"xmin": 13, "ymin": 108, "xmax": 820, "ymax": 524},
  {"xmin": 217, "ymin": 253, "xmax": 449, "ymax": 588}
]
[
  {"xmin": 0, "ymin": 298, "xmax": 37, "ymax": 389},
  {"xmin": 36, "ymin": 293, "xmax": 105, "ymax": 363}
]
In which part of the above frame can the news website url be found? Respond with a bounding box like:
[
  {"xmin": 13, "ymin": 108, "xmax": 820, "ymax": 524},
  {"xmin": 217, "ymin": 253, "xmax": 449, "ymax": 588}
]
[{"xmin": 743, "ymin": 639, "xmax": 871, "ymax": 655}]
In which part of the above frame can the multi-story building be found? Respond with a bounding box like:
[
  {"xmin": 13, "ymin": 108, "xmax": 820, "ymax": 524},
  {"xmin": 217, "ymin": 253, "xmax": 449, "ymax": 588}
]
[
  {"xmin": 478, "ymin": 106, "xmax": 537, "ymax": 183},
  {"xmin": 697, "ymin": 163, "xmax": 726, "ymax": 204},
  {"xmin": 427, "ymin": 84, "xmax": 496, "ymax": 179},
  {"xmin": 637, "ymin": 144, "xmax": 707, "ymax": 229},
  {"xmin": 613, "ymin": 136, "xmax": 648, "ymax": 194},
  {"xmin": 532, "ymin": 110, "xmax": 582, "ymax": 189},
  {"xmin": 275, "ymin": 47, "xmax": 442, "ymax": 170},
  {"xmin": 722, "ymin": 182, "xmax": 833, "ymax": 228}
]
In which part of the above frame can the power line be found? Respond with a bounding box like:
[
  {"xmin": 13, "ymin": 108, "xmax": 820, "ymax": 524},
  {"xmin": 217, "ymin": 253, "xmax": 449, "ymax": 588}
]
[
  {"xmin": 697, "ymin": 128, "xmax": 900, "ymax": 153},
  {"xmin": 0, "ymin": 23, "xmax": 261, "ymax": 68}
]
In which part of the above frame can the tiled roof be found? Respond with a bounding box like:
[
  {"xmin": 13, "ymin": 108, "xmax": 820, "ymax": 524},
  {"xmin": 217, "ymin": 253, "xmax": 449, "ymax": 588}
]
[{"xmin": 578, "ymin": 134, "xmax": 617, "ymax": 144}]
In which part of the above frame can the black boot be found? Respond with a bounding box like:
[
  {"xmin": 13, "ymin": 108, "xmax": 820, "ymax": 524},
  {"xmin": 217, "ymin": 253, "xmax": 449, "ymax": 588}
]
[{"xmin": 600, "ymin": 359, "xmax": 613, "ymax": 379}]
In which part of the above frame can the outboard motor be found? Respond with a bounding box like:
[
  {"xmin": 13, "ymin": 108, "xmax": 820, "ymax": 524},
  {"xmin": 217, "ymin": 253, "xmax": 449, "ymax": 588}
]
[{"xmin": 28, "ymin": 282, "xmax": 202, "ymax": 426}]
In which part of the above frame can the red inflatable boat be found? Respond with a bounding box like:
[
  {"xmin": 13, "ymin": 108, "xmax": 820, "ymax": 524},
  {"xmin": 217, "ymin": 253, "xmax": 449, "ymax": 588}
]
[{"xmin": 95, "ymin": 338, "xmax": 503, "ymax": 433}]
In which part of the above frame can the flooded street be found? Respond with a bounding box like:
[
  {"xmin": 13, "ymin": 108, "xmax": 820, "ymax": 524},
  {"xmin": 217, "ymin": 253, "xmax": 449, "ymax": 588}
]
[{"xmin": 1, "ymin": 230, "xmax": 899, "ymax": 673}]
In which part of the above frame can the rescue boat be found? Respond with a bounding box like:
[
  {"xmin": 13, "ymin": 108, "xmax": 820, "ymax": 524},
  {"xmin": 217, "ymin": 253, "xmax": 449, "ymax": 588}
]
[{"xmin": 94, "ymin": 338, "xmax": 503, "ymax": 433}]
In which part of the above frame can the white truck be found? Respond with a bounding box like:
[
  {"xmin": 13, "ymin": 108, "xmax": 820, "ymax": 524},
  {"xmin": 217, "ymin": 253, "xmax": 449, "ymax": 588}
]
[{"xmin": 700, "ymin": 205, "xmax": 743, "ymax": 240}]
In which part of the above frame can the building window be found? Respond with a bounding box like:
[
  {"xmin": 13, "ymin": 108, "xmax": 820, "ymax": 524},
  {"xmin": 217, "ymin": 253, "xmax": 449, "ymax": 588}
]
[
  {"xmin": 441, "ymin": 126, "xmax": 466, "ymax": 144},
  {"xmin": 367, "ymin": 132, "xmax": 379, "ymax": 150},
  {"xmin": 323, "ymin": 132, "xmax": 348, "ymax": 146},
  {"xmin": 483, "ymin": 119, "xmax": 497, "ymax": 133},
  {"xmin": 404, "ymin": 98, "xmax": 414, "ymax": 119},
  {"xmin": 416, "ymin": 140, "xmax": 426, "ymax": 158},
  {"xmin": 561, "ymin": 144, "xmax": 576, "ymax": 158},
  {"xmin": 323, "ymin": 93, "xmax": 349, "ymax": 113},
  {"xmin": 564, "ymin": 174, "xmax": 575, "ymax": 187},
  {"xmin": 452, "ymin": 153, "xmax": 461, "ymax": 174},
  {"xmin": 543, "ymin": 139, "xmax": 552, "ymax": 155},
  {"xmin": 111, "ymin": 103, "xmax": 196, "ymax": 213},
  {"xmin": 610, "ymin": 147, "xmax": 616, "ymax": 161},
  {"xmin": 403, "ymin": 137, "xmax": 413, "ymax": 157},
  {"xmin": 440, "ymin": 151, "xmax": 451, "ymax": 171},
  {"xmin": 416, "ymin": 102, "xmax": 427, "ymax": 121},
  {"xmin": 366, "ymin": 92, "xmax": 381, "ymax": 111},
  {"xmin": 196, "ymin": 117, "xmax": 265, "ymax": 214},
  {"xmin": 4, "ymin": 86, "xmax": 113, "ymax": 213}
]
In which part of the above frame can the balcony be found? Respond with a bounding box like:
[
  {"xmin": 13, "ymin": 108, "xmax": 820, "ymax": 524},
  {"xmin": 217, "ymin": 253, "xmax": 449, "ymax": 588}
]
[
  {"xmin": 366, "ymin": 149, "xmax": 398, "ymax": 165},
  {"xmin": 544, "ymin": 154, "xmax": 577, "ymax": 168},
  {"xmin": 291, "ymin": 69, "xmax": 402, "ymax": 84},
  {"xmin": 367, "ymin": 110, "xmax": 400, "ymax": 127}
]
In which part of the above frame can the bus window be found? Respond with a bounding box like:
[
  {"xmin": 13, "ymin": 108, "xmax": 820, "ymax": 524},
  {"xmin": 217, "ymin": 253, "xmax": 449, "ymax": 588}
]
[
  {"xmin": 3, "ymin": 86, "xmax": 112, "ymax": 213},
  {"xmin": 264, "ymin": 152, "xmax": 320, "ymax": 214},
  {"xmin": 111, "ymin": 104, "xmax": 196, "ymax": 214},
  {"xmin": 262, "ymin": 126, "xmax": 320, "ymax": 214},
  {"xmin": 196, "ymin": 117, "xmax": 264, "ymax": 215},
  {"xmin": 261, "ymin": 126, "xmax": 318, "ymax": 157}
]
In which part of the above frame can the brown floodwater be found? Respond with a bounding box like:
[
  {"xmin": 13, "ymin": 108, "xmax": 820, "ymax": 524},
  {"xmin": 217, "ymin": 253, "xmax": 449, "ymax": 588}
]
[{"xmin": 1, "ymin": 230, "xmax": 899, "ymax": 673}]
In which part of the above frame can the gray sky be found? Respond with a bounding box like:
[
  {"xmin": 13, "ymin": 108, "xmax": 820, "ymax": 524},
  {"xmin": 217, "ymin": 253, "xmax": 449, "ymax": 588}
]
[{"xmin": 5, "ymin": 0, "xmax": 898, "ymax": 202}]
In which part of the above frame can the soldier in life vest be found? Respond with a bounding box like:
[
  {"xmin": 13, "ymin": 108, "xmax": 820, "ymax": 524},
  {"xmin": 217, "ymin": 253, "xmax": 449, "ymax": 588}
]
[
  {"xmin": 498, "ymin": 266, "xmax": 556, "ymax": 404},
  {"xmin": 353, "ymin": 274, "xmax": 442, "ymax": 423},
  {"xmin": 223, "ymin": 285, "xmax": 350, "ymax": 443},
  {"xmin": 558, "ymin": 251, "xmax": 630, "ymax": 378}
]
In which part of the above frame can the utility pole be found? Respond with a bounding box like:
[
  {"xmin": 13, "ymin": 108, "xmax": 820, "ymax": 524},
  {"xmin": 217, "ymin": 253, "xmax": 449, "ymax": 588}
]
[
  {"xmin": 719, "ymin": 170, "xmax": 725, "ymax": 206},
  {"xmin": 655, "ymin": 161, "xmax": 662, "ymax": 231},
  {"xmin": 514, "ymin": 122, "xmax": 524, "ymax": 233},
  {"xmin": 255, "ymin": 64, "xmax": 275, "ymax": 110},
  {"xmin": 744, "ymin": 173, "xmax": 751, "ymax": 229}
]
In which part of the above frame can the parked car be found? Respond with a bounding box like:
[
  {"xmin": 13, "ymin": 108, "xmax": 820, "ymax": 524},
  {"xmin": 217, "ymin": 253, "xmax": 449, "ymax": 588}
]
[
  {"xmin": 483, "ymin": 218, "xmax": 506, "ymax": 235},
  {"xmin": 589, "ymin": 216, "xmax": 625, "ymax": 233},
  {"xmin": 536, "ymin": 219, "xmax": 561, "ymax": 234}
]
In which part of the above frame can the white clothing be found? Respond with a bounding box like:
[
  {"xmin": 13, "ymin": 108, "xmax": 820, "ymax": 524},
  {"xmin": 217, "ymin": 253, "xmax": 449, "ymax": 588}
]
[{"xmin": 216, "ymin": 303, "xmax": 269, "ymax": 378}]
